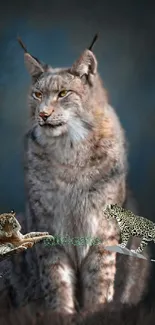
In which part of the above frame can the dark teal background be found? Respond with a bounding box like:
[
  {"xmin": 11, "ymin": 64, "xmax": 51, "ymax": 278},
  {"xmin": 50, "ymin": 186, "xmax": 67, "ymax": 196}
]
[{"xmin": 0, "ymin": 0, "xmax": 155, "ymax": 219}]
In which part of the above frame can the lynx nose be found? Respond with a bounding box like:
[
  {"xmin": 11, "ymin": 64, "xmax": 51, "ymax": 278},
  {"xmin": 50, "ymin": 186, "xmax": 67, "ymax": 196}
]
[{"xmin": 39, "ymin": 107, "xmax": 54, "ymax": 121}]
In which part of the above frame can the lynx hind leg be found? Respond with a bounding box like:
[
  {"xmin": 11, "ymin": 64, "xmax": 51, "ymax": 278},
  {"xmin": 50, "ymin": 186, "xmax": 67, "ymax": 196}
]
[
  {"xmin": 23, "ymin": 232, "xmax": 49, "ymax": 239},
  {"xmin": 80, "ymin": 245, "xmax": 116, "ymax": 310},
  {"xmin": 9, "ymin": 246, "xmax": 28, "ymax": 254},
  {"xmin": 37, "ymin": 246, "xmax": 76, "ymax": 313},
  {"xmin": 0, "ymin": 243, "xmax": 14, "ymax": 254},
  {"xmin": 0, "ymin": 245, "xmax": 27, "ymax": 259},
  {"xmin": 22, "ymin": 235, "xmax": 53, "ymax": 246}
]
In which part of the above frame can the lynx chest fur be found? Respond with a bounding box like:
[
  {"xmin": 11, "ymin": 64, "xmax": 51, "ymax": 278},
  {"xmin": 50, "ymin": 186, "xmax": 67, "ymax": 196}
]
[{"xmin": 26, "ymin": 125, "xmax": 126, "ymax": 262}]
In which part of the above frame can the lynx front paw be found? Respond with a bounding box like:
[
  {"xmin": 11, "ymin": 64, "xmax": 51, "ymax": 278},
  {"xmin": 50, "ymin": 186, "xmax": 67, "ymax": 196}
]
[
  {"xmin": 23, "ymin": 232, "xmax": 50, "ymax": 239},
  {"xmin": 34, "ymin": 234, "xmax": 54, "ymax": 242}
]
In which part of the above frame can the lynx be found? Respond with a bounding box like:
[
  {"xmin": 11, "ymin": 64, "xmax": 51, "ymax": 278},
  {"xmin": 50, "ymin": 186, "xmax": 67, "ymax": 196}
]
[{"xmin": 15, "ymin": 38, "xmax": 149, "ymax": 313}]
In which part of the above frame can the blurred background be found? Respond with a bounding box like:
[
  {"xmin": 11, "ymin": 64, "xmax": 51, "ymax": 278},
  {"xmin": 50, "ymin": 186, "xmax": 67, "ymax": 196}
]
[{"xmin": 0, "ymin": 0, "xmax": 155, "ymax": 219}]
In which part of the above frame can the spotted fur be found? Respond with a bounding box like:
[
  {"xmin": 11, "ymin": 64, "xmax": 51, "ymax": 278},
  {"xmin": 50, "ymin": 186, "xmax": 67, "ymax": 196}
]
[
  {"xmin": 105, "ymin": 204, "xmax": 155, "ymax": 253},
  {"xmin": 0, "ymin": 212, "xmax": 53, "ymax": 256}
]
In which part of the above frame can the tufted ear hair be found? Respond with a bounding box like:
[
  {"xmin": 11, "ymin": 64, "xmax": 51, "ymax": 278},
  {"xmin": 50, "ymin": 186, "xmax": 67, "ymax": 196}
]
[
  {"xmin": 17, "ymin": 36, "xmax": 45, "ymax": 80},
  {"xmin": 70, "ymin": 49, "xmax": 98, "ymax": 86}
]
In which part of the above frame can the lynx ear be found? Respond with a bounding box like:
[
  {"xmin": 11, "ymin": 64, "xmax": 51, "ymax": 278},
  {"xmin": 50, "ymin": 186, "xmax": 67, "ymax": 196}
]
[
  {"xmin": 24, "ymin": 53, "xmax": 44, "ymax": 78},
  {"xmin": 70, "ymin": 50, "xmax": 97, "ymax": 85}
]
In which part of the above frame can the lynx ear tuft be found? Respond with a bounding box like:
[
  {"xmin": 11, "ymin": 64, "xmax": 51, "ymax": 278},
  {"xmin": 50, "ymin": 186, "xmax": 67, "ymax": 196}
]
[
  {"xmin": 17, "ymin": 36, "xmax": 44, "ymax": 79},
  {"xmin": 24, "ymin": 53, "xmax": 44, "ymax": 78},
  {"xmin": 88, "ymin": 33, "xmax": 99, "ymax": 51},
  {"xmin": 70, "ymin": 49, "xmax": 97, "ymax": 85}
]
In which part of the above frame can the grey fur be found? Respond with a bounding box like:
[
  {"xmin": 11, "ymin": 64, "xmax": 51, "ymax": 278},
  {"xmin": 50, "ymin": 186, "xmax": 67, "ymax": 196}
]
[{"xmin": 14, "ymin": 48, "xmax": 149, "ymax": 312}]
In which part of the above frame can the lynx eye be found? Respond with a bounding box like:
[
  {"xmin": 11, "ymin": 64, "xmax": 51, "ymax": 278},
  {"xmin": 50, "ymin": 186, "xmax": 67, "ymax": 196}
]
[
  {"xmin": 58, "ymin": 90, "xmax": 68, "ymax": 98},
  {"xmin": 33, "ymin": 91, "xmax": 42, "ymax": 100}
]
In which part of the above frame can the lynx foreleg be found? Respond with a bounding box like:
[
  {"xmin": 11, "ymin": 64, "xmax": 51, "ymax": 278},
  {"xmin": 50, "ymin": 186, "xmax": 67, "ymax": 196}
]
[{"xmin": 81, "ymin": 245, "xmax": 116, "ymax": 311}]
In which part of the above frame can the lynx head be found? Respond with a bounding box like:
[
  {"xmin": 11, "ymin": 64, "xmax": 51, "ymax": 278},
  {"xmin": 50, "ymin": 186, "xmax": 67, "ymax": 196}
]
[
  {"xmin": 24, "ymin": 47, "xmax": 103, "ymax": 145},
  {"xmin": 0, "ymin": 211, "xmax": 21, "ymax": 237}
]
